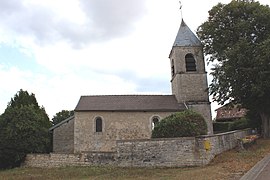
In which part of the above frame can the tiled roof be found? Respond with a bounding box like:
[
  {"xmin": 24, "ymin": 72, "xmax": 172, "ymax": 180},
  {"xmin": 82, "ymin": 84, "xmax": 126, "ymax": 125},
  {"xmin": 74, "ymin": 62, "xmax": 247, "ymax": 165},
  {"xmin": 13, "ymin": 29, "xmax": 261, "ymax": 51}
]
[
  {"xmin": 173, "ymin": 19, "xmax": 202, "ymax": 47},
  {"xmin": 75, "ymin": 95, "xmax": 185, "ymax": 112},
  {"xmin": 216, "ymin": 105, "xmax": 247, "ymax": 121},
  {"xmin": 49, "ymin": 115, "xmax": 75, "ymax": 131}
]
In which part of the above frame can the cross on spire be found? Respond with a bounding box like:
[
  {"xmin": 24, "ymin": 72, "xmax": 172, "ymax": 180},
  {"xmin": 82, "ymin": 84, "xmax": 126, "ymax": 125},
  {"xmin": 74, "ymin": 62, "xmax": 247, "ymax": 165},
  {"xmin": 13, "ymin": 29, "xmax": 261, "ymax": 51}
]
[{"xmin": 179, "ymin": 1, "xmax": 183, "ymax": 20}]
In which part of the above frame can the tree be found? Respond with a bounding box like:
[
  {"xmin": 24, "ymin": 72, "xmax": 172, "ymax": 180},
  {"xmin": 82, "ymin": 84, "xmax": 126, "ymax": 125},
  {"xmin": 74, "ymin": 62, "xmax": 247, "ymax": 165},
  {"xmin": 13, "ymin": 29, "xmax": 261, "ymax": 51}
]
[
  {"xmin": 52, "ymin": 110, "xmax": 74, "ymax": 126},
  {"xmin": 197, "ymin": 0, "xmax": 270, "ymax": 137},
  {"xmin": 152, "ymin": 110, "xmax": 207, "ymax": 138},
  {"xmin": 8, "ymin": 90, "xmax": 39, "ymax": 108},
  {"xmin": 0, "ymin": 89, "xmax": 52, "ymax": 168}
]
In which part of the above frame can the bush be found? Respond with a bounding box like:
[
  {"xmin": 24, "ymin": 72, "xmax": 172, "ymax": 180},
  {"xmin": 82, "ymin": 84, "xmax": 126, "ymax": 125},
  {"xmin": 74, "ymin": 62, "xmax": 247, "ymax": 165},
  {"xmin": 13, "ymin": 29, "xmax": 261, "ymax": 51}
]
[
  {"xmin": 213, "ymin": 117, "xmax": 250, "ymax": 133},
  {"xmin": 213, "ymin": 122, "xmax": 232, "ymax": 133},
  {"xmin": 229, "ymin": 117, "xmax": 249, "ymax": 131},
  {"xmin": 151, "ymin": 110, "xmax": 208, "ymax": 138}
]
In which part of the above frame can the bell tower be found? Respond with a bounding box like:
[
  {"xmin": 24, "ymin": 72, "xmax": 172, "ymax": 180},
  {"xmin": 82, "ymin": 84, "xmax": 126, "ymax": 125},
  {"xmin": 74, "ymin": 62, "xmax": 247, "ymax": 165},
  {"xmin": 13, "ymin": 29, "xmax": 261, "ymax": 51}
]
[{"xmin": 169, "ymin": 19, "xmax": 213, "ymax": 134}]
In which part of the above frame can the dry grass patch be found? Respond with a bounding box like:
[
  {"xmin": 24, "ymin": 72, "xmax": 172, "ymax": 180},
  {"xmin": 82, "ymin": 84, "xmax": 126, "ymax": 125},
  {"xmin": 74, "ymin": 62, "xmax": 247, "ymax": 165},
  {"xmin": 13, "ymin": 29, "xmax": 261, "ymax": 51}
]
[{"xmin": 0, "ymin": 139, "xmax": 269, "ymax": 180}]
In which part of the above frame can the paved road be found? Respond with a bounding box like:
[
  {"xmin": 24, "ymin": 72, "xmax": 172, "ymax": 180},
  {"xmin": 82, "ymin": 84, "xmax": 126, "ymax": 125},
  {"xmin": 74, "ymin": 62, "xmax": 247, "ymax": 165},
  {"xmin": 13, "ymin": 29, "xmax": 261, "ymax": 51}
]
[
  {"xmin": 255, "ymin": 158, "xmax": 270, "ymax": 180},
  {"xmin": 240, "ymin": 154, "xmax": 270, "ymax": 180}
]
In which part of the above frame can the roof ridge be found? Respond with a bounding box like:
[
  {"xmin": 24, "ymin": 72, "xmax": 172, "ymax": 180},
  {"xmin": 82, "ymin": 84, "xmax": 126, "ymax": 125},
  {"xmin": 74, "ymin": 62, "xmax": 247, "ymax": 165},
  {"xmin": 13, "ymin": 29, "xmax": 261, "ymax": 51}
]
[
  {"xmin": 81, "ymin": 94, "xmax": 173, "ymax": 97},
  {"xmin": 75, "ymin": 95, "xmax": 185, "ymax": 112}
]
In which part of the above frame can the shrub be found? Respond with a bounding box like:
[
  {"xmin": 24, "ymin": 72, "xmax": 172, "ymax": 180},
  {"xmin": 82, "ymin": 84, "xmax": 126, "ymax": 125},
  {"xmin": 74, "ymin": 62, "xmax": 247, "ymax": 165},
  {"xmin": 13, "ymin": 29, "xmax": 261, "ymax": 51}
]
[
  {"xmin": 151, "ymin": 110, "xmax": 208, "ymax": 138},
  {"xmin": 213, "ymin": 122, "xmax": 232, "ymax": 133},
  {"xmin": 213, "ymin": 117, "xmax": 250, "ymax": 133},
  {"xmin": 229, "ymin": 117, "xmax": 249, "ymax": 131}
]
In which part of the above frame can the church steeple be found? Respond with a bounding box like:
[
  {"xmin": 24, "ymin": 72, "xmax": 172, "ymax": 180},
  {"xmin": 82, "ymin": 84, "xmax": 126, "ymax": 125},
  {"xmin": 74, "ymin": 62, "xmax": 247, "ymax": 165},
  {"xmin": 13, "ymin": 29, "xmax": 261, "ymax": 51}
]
[
  {"xmin": 169, "ymin": 20, "xmax": 207, "ymax": 102},
  {"xmin": 169, "ymin": 17, "xmax": 213, "ymax": 134},
  {"xmin": 169, "ymin": 19, "xmax": 206, "ymax": 83}
]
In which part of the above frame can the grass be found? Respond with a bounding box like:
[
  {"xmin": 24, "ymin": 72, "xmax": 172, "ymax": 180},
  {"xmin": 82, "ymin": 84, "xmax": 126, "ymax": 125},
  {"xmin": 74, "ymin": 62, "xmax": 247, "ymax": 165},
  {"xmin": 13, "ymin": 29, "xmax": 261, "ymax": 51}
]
[{"xmin": 0, "ymin": 139, "xmax": 270, "ymax": 180}]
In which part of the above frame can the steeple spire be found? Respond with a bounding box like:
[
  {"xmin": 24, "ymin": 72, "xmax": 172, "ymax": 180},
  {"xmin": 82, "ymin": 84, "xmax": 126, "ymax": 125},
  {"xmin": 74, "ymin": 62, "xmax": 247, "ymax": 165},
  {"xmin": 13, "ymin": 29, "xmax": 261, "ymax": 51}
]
[
  {"xmin": 173, "ymin": 20, "xmax": 202, "ymax": 47},
  {"xmin": 172, "ymin": 1, "xmax": 202, "ymax": 47}
]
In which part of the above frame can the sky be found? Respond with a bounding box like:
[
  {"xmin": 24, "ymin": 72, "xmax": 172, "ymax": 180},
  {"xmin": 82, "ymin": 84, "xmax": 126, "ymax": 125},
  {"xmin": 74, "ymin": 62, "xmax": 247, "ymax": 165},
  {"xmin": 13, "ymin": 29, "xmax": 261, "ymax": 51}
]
[{"xmin": 0, "ymin": 0, "xmax": 269, "ymax": 119}]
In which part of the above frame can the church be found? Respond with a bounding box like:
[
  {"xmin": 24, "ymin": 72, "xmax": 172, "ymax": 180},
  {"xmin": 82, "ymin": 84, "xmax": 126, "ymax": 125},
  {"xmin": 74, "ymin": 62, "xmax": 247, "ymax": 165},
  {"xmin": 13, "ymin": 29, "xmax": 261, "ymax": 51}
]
[{"xmin": 50, "ymin": 19, "xmax": 213, "ymax": 153}]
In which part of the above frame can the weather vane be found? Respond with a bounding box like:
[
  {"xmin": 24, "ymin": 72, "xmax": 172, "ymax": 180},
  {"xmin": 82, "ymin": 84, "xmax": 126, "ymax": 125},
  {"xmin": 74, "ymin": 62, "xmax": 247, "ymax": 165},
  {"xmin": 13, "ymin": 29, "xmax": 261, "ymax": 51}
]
[{"xmin": 179, "ymin": 1, "xmax": 183, "ymax": 20}]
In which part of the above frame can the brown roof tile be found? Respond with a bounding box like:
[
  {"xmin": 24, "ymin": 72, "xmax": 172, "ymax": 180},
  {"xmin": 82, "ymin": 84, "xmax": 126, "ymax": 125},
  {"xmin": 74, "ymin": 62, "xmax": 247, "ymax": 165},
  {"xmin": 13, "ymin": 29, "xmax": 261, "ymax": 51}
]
[
  {"xmin": 75, "ymin": 95, "xmax": 185, "ymax": 112},
  {"xmin": 215, "ymin": 104, "xmax": 247, "ymax": 121}
]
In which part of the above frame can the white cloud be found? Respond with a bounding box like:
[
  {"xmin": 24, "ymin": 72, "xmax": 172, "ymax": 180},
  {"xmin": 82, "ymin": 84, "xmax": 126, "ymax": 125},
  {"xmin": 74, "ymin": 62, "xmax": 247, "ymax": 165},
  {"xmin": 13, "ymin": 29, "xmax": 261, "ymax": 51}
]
[
  {"xmin": 0, "ymin": 0, "xmax": 269, "ymax": 119},
  {"xmin": 0, "ymin": 0, "xmax": 148, "ymax": 48},
  {"xmin": 0, "ymin": 64, "xmax": 138, "ymax": 118}
]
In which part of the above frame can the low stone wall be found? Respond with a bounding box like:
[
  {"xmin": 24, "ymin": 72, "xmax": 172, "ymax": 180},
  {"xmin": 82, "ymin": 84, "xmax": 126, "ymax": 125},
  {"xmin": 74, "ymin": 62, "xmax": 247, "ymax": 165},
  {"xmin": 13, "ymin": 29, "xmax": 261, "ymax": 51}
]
[
  {"xmin": 24, "ymin": 152, "xmax": 117, "ymax": 168},
  {"xmin": 24, "ymin": 153, "xmax": 84, "ymax": 168},
  {"xmin": 195, "ymin": 129, "xmax": 250, "ymax": 165},
  {"xmin": 24, "ymin": 129, "xmax": 250, "ymax": 168},
  {"xmin": 115, "ymin": 129, "xmax": 250, "ymax": 167},
  {"xmin": 116, "ymin": 137, "xmax": 198, "ymax": 167}
]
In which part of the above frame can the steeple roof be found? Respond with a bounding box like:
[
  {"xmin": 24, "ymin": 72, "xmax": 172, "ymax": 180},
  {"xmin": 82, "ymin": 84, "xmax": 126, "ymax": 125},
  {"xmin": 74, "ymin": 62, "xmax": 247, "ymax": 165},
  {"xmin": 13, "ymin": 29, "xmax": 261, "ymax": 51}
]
[{"xmin": 173, "ymin": 19, "xmax": 202, "ymax": 47}]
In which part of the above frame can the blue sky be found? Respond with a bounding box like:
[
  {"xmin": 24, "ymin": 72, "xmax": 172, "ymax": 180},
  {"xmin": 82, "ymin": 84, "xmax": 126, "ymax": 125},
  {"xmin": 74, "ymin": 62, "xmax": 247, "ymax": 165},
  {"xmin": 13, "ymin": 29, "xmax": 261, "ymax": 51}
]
[{"xmin": 0, "ymin": 0, "xmax": 269, "ymax": 118}]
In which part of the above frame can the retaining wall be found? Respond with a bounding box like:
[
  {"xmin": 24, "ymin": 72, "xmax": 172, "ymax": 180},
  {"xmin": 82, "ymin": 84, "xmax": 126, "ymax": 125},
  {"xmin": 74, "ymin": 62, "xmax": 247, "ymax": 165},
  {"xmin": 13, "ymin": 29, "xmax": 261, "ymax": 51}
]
[{"xmin": 24, "ymin": 129, "xmax": 250, "ymax": 168}]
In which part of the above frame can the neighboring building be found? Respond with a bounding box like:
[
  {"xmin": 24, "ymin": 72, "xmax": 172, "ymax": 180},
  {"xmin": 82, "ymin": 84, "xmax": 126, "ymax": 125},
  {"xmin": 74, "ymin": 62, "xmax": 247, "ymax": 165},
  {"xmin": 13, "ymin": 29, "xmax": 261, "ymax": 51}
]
[
  {"xmin": 215, "ymin": 104, "xmax": 247, "ymax": 122},
  {"xmin": 50, "ymin": 19, "xmax": 213, "ymax": 153}
]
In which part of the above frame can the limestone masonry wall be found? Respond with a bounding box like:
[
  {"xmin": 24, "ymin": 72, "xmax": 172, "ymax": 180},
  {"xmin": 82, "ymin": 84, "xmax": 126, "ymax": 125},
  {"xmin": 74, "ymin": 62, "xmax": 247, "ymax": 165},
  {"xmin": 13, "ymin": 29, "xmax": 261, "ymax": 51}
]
[
  {"xmin": 116, "ymin": 137, "xmax": 197, "ymax": 167},
  {"xmin": 74, "ymin": 111, "xmax": 174, "ymax": 152},
  {"xmin": 24, "ymin": 129, "xmax": 250, "ymax": 168},
  {"xmin": 53, "ymin": 118, "xmax": 74, "ymax": 153}
]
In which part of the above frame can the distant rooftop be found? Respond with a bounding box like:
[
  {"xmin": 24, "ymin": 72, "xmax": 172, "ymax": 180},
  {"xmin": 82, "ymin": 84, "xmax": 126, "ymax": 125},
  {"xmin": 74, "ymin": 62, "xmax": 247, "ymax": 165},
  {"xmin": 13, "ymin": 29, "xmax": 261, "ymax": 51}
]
[
  {"xmin": 215, "ymin": 104, "xmax": 247, "ymax": 121},
  {"xmin": 173, "ymin": 19, "xmax": 202, "ymax": 47}
]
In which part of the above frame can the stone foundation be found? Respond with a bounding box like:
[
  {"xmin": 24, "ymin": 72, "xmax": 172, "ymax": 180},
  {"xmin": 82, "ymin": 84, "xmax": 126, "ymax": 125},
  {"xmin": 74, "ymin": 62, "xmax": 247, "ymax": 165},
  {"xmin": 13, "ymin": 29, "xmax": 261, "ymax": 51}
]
[{"xmin": 24, "ymin": 129, "xmax": 250, "ymax": 168}]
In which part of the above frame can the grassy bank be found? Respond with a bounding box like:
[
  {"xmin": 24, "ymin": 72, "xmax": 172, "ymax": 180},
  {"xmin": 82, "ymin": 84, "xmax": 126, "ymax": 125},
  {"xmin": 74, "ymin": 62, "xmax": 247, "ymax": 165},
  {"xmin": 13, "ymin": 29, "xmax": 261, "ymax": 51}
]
[{"xmin": 1, "ymin": 139, "xmax": 270, "ymax": 180}]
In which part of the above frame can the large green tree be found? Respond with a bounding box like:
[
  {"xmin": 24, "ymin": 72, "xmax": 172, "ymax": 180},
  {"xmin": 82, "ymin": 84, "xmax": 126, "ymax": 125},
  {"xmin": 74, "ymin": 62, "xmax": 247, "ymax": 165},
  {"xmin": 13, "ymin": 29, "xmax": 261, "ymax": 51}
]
[
  {"xmin": 52, "ymin": 110, "xmax": 74, "ymax": 126},
  {"xmin": 0, "ymin": 90, "xmax": 52, "ymax": 168},
  {"xmin": 197, "ymin": 0, "xmax": 270, "ymax": 137}
]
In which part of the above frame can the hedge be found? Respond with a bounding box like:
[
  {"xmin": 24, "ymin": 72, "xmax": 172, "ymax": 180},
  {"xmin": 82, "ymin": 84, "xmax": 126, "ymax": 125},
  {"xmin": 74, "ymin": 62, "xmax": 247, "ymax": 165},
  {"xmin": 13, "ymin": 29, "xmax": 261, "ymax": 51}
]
[
  {"xmin": 151, "ymin": 110, "xmax": 208, "ymax": 138},
  {"xmin": 213, "ymin": 117, "xmax": 250, "ymax": 133}
]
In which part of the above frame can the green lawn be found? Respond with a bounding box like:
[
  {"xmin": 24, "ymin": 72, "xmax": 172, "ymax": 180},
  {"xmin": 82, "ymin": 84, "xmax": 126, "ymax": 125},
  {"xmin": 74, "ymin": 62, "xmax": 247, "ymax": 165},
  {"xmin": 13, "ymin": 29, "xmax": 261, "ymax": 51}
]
[{"xmin": 1, "ymin": 139, "xmax": 270, "ymax": 180}]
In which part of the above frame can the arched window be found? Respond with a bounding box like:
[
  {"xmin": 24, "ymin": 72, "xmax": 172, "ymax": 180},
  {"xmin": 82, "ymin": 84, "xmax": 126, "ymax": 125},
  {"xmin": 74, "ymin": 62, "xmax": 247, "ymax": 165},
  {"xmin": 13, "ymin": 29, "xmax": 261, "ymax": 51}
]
[
  {"xmin": 185, "ymin": 53, "xmax": 196, "ymax": 72},
  {"xmin": 171, "ymin": 59, "xmax": 175, "ymax": 77},
  {"xmin": 95, "ymin": 117, "xmax": 102, "ymax": 132},
  {"xmin": 152, "ymin": 116, "xmax": 160, "ymax": 130}
]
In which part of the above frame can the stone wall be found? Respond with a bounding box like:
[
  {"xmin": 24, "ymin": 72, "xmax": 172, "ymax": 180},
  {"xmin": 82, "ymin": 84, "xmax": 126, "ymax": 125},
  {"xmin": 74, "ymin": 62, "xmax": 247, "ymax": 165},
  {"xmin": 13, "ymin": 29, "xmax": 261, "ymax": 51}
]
[
  {"xmin": 172, "ymin": 73, "xmax": 209, "ymax": 103},
  {"xmin": 53, "ymin": 117, "xmax": 74, "ymax": 153},
  {"xmin": 24, "ymin": 129, "xmax": 250, "ymax": 168},
  {"xmin": 24, "ymin": 153, "xmax": 83, "ymax": 167},
  {"xmin": 74, "ymin": 111, "xmax": 175, "ymax": 152},
  {"xmin": 24, "ymin": 152, "xmax": 116, "ymax": 168},
  {"xmin": 115, "ymin": 129, "xmax": 249, "ymax": 167},
  {"xmin": 116, "ymin": 137, "xmax": 197, "ymax": 167},
  {"xmin": 196, "ymin": 129, "xmax": 250, "ymax": 164},
  {"xmin": 170, "ymin": 46, "xmax": 208, "ymax": 103},
  {"xmin": 188, "ymin": 102, "xmax": 213, "ymax": 134}
]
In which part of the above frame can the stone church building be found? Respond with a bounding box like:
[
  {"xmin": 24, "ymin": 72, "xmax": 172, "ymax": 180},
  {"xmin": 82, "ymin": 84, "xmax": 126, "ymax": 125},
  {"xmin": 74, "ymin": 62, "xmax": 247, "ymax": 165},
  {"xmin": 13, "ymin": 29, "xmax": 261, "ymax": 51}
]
[{"xmin": 50, "ymin": 19, "xmax": 213, "ymax": 153}]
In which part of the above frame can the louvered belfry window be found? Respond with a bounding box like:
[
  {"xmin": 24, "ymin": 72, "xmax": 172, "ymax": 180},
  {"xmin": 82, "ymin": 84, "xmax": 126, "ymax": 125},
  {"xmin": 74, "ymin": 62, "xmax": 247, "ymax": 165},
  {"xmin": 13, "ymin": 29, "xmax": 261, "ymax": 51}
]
[{"xmin": 185, "ymin": 53, "xmax": 196, "ymax": 72}]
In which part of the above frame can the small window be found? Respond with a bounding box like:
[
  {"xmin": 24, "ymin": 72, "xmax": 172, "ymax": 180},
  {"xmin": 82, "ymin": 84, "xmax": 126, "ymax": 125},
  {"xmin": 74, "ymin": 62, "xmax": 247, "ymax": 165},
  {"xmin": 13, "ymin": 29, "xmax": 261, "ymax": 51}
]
[
  {"xmin": 152, "ymin": 116, "xmax": 160, "ymax": 130},
  {"xmin": 185, "ymin": 54, "xmax": 196, "ymax": 72},
  {"xmin": 95, "ymin": 117, "xmax": 102, "ymax": 132},
  {"xmin": 171, "ymin": 59, "xmax": 175, "ymax": 77}
]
